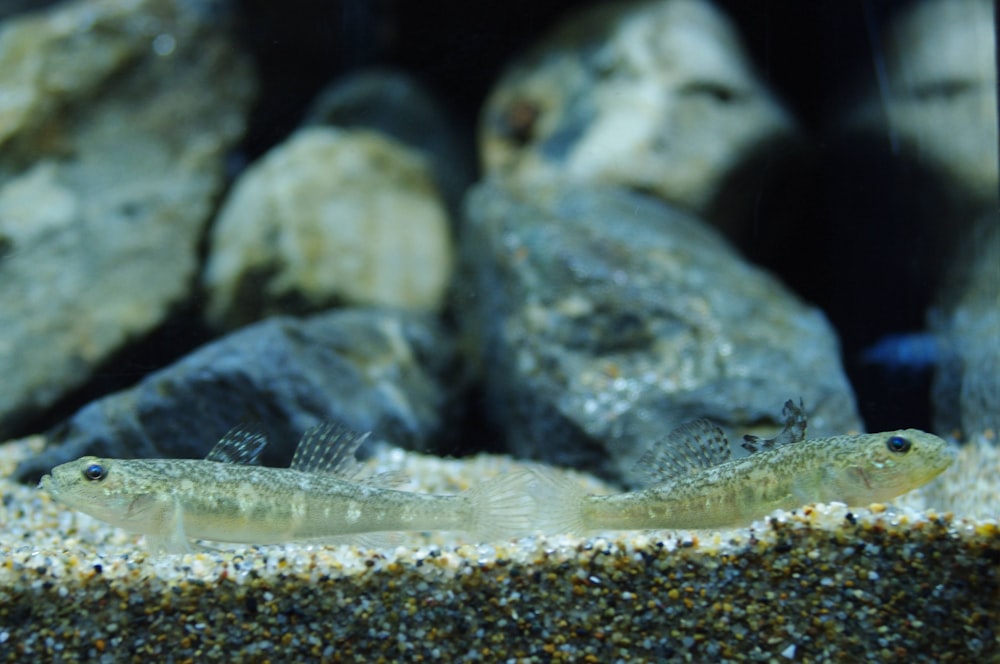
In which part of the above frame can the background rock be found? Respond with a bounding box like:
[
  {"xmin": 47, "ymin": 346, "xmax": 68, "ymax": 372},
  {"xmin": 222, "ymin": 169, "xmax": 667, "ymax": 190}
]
[
  {"xmin": 821, "ymin": 0, "xmax": 997, "ymax": 431},
  {"xmin": 0, "ymin": 0, "xmax": 255, "ymax": 437},
  {"xmin": 930, "ymin": 213, "xmax": 1000, "ymax": 437},
  {"xmin": 303, "ymin": 69, "xmax": 477, "ymax": 215},
  {"xmin": 4, "ymin": 0, "xmax": 990, "ymax": 471},
  {"xmin": 14, "ymin": 308, "xmax": 457, "ymax": 482},
  {"xmin": 202, "ymin": 126, "xmax": 454, "ymax": 330},
  {"xmin": 843, "ymin": 0, "xmax": 996, "ymax": 210},
  {"xmin": 479, "ymin": 0, "xmax": 797, "ymax": 230},
  {"xmin": 460, "ymin": 180, "xmax": 861, "ymax": 485}
]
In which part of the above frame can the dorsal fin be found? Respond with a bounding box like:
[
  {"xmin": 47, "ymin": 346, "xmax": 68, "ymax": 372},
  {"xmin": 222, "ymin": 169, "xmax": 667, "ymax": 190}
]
[
  {"xmin": 633, "ymin": 419, "xmax": 732, "ymax": 486},
  {"xmin": 289, "ymin": 422, "xmax": 371, "ymax": 476},
  {"xmin": 205, "ymin": 426, "xmax": 268, "ymax": 465},
  {"xmin": 741, "ymin": 398, "xmax": 808, "ymax": 454}
]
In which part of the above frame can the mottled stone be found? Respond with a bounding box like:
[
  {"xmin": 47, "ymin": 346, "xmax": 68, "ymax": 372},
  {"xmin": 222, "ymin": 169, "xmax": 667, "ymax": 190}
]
[
  {"xmin": 460, "ymin": 180, "xmax": 861, "ymax": 485},
  {"xmin": 479, "ymin": 0, "xmax": 796, "ymax": 222},
  {"xmin": 13, "ymin": 308, "xmax": 456, "ymax": 482},
  {"xmin": 304, "ymin": 69, "xmax": 476, "ymax": 214},
  {"xmin": 0, "ymin": 0, "xmax": 255, "ymax": 437},
  {"xmin": 202, "ymin": 126, "xmax": 454, "ymax": 330}
]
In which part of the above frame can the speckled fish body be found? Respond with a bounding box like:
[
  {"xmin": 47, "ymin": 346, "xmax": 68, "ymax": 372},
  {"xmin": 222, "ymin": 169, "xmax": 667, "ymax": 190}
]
[
  {"xmin": 545, "ymin": 400, "xmax": 957, "ymax": 533},
  {"xmin": 40, "ymin": 424, "xmax": 535, "ymax": 552}
]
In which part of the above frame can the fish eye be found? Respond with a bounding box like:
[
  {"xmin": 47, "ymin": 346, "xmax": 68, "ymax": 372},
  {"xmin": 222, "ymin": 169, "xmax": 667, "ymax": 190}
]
[
  {"xmin": 886, "ymin": 436, "xmax": 912, "ymax": 454},
  {"xmin": 83, "ymin": 463, "xmax": 107, "ymax": 481}
]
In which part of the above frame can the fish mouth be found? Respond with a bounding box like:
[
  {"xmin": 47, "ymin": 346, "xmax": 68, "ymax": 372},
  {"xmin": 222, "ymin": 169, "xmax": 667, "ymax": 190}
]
[
  {"xmin": 38, "ymin": 474, "xmax": 56, "ymax": 495},
  {"xmin": 932, "ymin": 444, "xmax": 959, "ymax": 474}
]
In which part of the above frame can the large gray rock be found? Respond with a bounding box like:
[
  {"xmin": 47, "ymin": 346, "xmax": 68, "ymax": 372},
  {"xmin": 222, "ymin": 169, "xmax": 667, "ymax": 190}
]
[
  {"xmin": 0, "ymin": 0, "xmax": 255, "ymax": 437},
  {"xmin": 479, "ymin": 0, "xmax": 796, "ymax": 226},
  {"xmin": 202, "ymin": 126, "xmax": 454, "ymax": 330},
  {"xmin": 15, "ymin": 308, "xmax": 457, "ymax": 482},
  {"xmin": 460, "ymin": 180, "xmax": 861, "ymax": 485}
]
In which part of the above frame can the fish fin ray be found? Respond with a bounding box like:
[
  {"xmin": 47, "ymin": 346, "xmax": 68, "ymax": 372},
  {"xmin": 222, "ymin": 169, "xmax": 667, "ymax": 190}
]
[
  {"xmin": 634, "ymin": 419, "xmax": 732, "ymax": 485},
  {"xmin": 358, "ymin": 470, "xmax": 409, "ymax": 489},
  {"xmin": 529, "ymin": 468, "xmax": 590, "ymax": 535},
  {"xmin": 289, "ymin": 422, "xmax": 371, "ymax": 476},
  {"xmin": 205, "ymin": 425, "xmax": 268, "ymax": 465},
  {"xmin": 741, "ymin": 398, "xmax": 808, "ymax": 454},
  {"xmin": 464, "ymin": 470, "xmax": 541, "ymax": 541},
  {"xmin": 143, "ymin": 497, "xmax": 193, "ymax": 553}
]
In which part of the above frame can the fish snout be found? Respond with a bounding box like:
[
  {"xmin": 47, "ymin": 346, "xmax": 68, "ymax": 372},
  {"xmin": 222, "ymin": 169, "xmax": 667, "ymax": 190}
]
[{"xmin": 38, "ymin": 474, "xmax": 57, "ymax": 496}]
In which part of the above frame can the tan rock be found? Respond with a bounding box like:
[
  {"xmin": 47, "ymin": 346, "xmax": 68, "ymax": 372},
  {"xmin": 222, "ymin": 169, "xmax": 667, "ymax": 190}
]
[
  {"xmin": 479, "ymin": 0, "xmax": 796, "ymax": 217},
  {"xmin": 203, "ymin": 127, "xmax": 453, "ymax": 329}
]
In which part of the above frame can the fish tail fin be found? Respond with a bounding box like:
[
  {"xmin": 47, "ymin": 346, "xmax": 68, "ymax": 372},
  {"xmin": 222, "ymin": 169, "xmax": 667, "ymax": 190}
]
[
  {"xmin": 529, "ymin": 467, "xmax": 591, "ymax": 536},
  {"xmin": 464, "ymin": 470, "xmax": 542, "ymax": 541}
]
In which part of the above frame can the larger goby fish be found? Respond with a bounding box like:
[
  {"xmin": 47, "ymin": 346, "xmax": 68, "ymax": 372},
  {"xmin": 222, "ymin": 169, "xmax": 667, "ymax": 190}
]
[
  {"xmin": 540, "ymin": 400, "xmax": 956, "ymax": 532},
  {"xmin": 40, "ymin": 423, "xmax": 537, "ymax": 552}
]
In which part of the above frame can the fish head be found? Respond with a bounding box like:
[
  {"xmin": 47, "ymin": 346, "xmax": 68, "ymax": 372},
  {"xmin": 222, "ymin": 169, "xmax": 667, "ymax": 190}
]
[
  {"xmin": 40, "ymin": 456, "xmax": 163, "ymax": 530},
  {"xmin": 835, "ymin": 429, "xmax": 956, "ymax": 504}
]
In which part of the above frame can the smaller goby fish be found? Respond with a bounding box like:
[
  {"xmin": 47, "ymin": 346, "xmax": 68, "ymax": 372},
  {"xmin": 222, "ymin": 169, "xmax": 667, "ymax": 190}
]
[
  {"xmin": 40, "ymin": 423, "xmax": 536, "ymax": 552},
  {"xmin": 539, "ymin": 400, "xmax": 956, "ymax": 533}
]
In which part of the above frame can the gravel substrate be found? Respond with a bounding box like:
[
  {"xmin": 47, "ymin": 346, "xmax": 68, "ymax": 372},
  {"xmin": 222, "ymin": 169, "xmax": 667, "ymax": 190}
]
[{"xmin": 2, "ymin": 436, "xmax": 998, "ymax": 662}]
